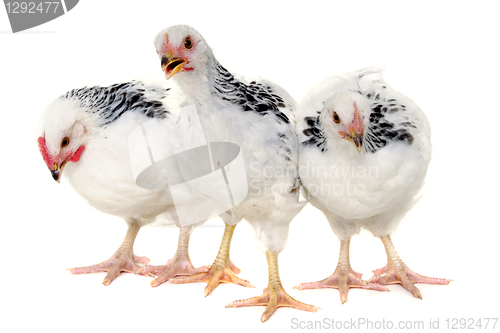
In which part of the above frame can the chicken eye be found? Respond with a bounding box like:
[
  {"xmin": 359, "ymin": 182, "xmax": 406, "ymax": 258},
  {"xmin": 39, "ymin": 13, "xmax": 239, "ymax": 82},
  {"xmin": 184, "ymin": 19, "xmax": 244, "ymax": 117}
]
[
  {"xmin": 333, "ymin": 112, "xmax": 341, "ymax": 123},
  {"xmin": 61, "ymin": 137, "xmax": 70, "ymax": 148},
  {"xmin": 184, "ymin": 37, "xmax": 192, "ymax": 49}
]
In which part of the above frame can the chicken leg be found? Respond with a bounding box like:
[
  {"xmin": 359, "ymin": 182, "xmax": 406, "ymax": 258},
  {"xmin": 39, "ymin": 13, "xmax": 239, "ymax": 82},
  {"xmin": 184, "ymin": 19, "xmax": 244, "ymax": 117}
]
[
  {"xmin": 226, "ymin": 250, "xmax": 319, "ymax": 322},
  {"xmin": 368, "ymin": 235, "xmax": 451, "ymax": 298},
  {"xmin": 294, "ymin": 239, "xmax": 388, "ymax": 303},
  {"xmin": 145, "ymin": 226, "xmax": 209, "ymax": 287},
  {"xmin": 68, "ymin": 220, "xmax": 153, "ymax": 285},
  {"xmin": 170, "ymin": 224, "xmax": 254, "ymax": 296}
]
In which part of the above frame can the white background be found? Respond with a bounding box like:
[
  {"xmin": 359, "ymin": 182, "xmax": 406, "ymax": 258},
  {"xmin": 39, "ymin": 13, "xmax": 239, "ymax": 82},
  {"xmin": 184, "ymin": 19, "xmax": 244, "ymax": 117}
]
[{"xmin": 1, "ymin": 1, "xmax": 499, "ymax": 332}]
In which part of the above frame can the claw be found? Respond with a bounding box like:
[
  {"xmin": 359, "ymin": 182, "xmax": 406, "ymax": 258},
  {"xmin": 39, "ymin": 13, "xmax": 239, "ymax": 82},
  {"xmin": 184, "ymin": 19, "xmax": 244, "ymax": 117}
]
[
  {"xmin": 226, "ymin": 250, "xmax": 319, "ymax": 322},
  {"xmin": 294, "ymin": 267, "xmax": 388, "ymax": 303},
  {"xmin": 146, "ymin": 226, "xmax": 210, "ymax": 287},
  {"xmin": 369, "ymin": 263, "xmax": 450, "ymax": 299},
  {"xmin": 226, "ymin": 286, "xmax": 319, "ymax": 323},
  {"xmin": 294, "ymin": 239, "xmax": 387, "ymax": 303},
  {"xmin": 170, "ymin": 260, "xmax": 254, "ymax": 296},
  {"xmin": 146, "ymin": 260, "xmax": 209, "ymax": 288},
  {"xmin": 68, "ymin": 251, "xmax": 152, "ymax": 286},
  {"xmin": 169, "ymin": 224, "xmax": 254, "ymax": 296},
  {"xmin": 372, "ymin": 236, "xmax": 451, "ymax": 298},
  {"xmin": 67, "ymin": 222, "xmax": 150, "ymax": 286}
]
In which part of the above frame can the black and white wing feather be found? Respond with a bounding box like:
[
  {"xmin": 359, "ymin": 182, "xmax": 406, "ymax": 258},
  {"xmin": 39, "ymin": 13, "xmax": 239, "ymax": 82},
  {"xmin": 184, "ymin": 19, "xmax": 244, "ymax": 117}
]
[
  {"xmin": 61, "ymin": 81, "xmax": 174, "ymax": 127},
  {"xmin": 298, "ymin": 68, "xmax": 430, "ymax": 156},
  {"xmin": 357, "ymin": 69, "xmax": 429, "ymax": 154}
]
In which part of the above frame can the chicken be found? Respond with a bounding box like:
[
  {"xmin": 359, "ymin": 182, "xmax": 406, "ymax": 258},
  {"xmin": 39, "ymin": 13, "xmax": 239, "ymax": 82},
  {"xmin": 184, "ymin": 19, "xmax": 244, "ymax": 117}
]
[
  {"xmin": 295, "ymin": 68, "xmax": 451, "ymax": 302},
  {"xmin": 153, "ymin": 25, "xmax": 318, "ymax": 321},
  {"xmin": 37, "ymin": 81, "xmax": 208, "ymax": 285}
]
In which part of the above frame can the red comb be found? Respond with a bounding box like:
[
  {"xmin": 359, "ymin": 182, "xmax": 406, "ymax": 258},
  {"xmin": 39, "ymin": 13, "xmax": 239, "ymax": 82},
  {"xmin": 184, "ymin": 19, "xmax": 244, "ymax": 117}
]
[{"xmin": 37, "ymin": 136, "xmax": 55, "ymax": 168}]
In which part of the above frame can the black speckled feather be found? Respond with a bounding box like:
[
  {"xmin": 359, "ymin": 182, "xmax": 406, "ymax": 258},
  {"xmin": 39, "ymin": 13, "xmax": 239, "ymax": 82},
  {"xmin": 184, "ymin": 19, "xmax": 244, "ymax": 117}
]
[
  {"xmin": 61, "ymin": 81, "xmax": 170, "ymax": 127},
  {"xmin": 302, "ymin": 92, "xmax": 415, "ymax": 154},
  {"xmin": 363, "ymin": 91, "xmax": 414, "ymax": 153},
  {"xmin": 302, "ymin": 111, "xmax": 327, "ymax": 152},
  {"xmin": 210, "ymin": 56, "xmax": 290, "ymax": 125}
]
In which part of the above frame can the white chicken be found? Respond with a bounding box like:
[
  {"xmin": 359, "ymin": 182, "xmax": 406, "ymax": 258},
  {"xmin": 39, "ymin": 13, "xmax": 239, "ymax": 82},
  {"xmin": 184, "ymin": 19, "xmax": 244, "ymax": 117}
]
[
  {"xmin": 37, "ymin": 81, "xmax": 208, "ymax": 285},
  {"xmin": 153, "ymin": 25, "xmax": 318, "ymax": 322},
  {"xmin": 295, "ymin": 68, "xmax": 450, "ymax": 302}
]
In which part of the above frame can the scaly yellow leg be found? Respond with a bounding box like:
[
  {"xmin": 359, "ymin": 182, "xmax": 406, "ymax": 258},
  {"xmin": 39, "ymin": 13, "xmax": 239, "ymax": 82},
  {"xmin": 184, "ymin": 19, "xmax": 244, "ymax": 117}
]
[
  {"xmin": 227, "ymin": 250, "xmax": 319, "ymax": 323},
  {"xmin": 170, "ymin": 224, "xmax": 254, "ymax": 296}
]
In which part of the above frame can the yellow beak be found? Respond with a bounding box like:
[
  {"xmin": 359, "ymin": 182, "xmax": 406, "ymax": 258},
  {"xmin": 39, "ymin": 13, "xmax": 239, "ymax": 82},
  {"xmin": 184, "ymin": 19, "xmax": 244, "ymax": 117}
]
[{"xmin": 161, "ymin": 53, "xmax": 187, "ymax": 80}]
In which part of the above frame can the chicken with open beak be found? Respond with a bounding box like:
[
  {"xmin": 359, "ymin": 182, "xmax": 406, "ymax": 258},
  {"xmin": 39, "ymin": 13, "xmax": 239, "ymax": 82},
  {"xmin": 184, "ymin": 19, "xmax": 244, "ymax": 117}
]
[
  {"xmin": 159, "ymin": 33, "xmax": 195, "ymax": 80},
  {"xmin": 153, "ymin": 25, "xmax": 318, "ymax": 322}
]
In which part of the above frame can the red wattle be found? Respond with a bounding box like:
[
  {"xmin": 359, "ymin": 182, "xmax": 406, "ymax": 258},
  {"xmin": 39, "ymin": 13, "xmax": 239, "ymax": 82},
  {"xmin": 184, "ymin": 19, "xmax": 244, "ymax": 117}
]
[{"xmin": 69, "ymin": 145, "xmax": 85, "ymax": 162}]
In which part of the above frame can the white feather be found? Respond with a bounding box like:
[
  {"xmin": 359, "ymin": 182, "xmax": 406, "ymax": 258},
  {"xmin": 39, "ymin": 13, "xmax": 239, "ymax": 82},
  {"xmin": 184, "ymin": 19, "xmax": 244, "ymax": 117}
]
[
  {"xmin": 155, "ymin": 25, "xmax": 304, "ymax": 253},
  {"xmin": 38, "ymin": 80, "xmax": 201, "ymax": 228},
  {"xmin": 297, "ymin": 68, "xmax": 431, "ymax": 240}
]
